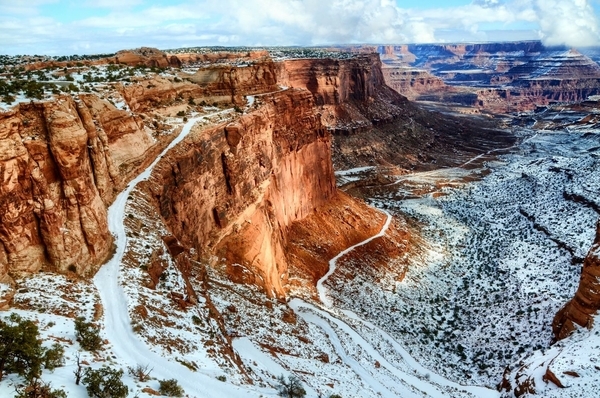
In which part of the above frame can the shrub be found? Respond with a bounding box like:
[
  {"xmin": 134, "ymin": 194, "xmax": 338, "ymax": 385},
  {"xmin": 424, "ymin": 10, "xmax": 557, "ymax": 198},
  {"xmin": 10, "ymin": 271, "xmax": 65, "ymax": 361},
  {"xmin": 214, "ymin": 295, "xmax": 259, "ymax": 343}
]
[
  {"xmin": 43, "ymin": 343, "xmax": 65, "ymax": 371},
  {"xmin": 159, "ymin": 378, "xmax": 184, "ymax": 397},
  {"xmin": 276, "ymin": 375, "xmax": 306, "ymax": 398},
  {"xmin": 74, "ymin": 317, "xmax": 102, "ymax": 351},
  {"xmin": 82, "ymin": 366, "xmax": 128, "ymax": 398},
  {"xmin": 14, "ymin": 378, "xmax": 67, "ymax": 398},
  {"xmin": 127, "ymin": 364, "xmax": 153, "ymax": 382}
]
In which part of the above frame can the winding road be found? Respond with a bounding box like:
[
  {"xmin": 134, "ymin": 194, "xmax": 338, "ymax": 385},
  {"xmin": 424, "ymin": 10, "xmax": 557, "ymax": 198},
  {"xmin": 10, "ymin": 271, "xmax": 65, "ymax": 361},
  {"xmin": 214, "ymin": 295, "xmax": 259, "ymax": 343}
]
[
  {"xmin": 93, "ymin": 112, "xmax": 275, "ymax": 398},
  {"xmin": 290, "ymin": 208, "xmax": 499, "ymax": 398},
  {"xmin": 93, "ymin": 110, "xmax": 499, "ymax": 397}
]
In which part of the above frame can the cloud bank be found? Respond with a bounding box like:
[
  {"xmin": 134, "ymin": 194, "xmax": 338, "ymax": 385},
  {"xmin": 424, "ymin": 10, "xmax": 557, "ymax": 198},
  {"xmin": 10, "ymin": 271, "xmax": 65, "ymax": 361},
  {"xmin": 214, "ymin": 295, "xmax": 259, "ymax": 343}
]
[{"xmin": 0, "ymin": 0, "xmax": 599, "ymax": 55}]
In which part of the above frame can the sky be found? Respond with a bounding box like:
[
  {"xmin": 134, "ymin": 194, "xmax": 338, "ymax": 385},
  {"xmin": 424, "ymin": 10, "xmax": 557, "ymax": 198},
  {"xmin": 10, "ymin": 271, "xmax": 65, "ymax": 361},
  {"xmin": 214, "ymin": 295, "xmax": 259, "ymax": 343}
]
[{"xmin": 1, "ymin": 0, "xmax": 600, "ymax": 56}]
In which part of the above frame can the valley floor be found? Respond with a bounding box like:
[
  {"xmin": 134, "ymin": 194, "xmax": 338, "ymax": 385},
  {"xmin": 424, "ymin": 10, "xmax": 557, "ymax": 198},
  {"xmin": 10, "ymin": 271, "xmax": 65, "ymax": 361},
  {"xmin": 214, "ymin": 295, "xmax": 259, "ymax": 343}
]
[{"xmin": 332, "ymin": 124, "xmax": 600, "ymax": 395}]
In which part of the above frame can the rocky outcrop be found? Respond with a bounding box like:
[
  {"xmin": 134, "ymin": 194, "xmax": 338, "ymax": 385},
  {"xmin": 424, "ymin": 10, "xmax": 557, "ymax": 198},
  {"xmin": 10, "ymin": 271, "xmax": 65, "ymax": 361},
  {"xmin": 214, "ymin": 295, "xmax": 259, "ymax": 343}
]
[
  {"xmin": 0, "ymin": 93, "xmax": 167, "ymax": 283},
  {"xmin": 147, "ymin": 89, "xmax": 336, "ymax": 297},
  {"xmin": 381, "ymin": 67, "xmax": 449, "ymax": 100},
  {"xmin": 113, "ymin": 47, "xmax": 181, "ymax": 68},
  {"xmin": 280, "ymin": 54, "xmax": 387, "ymax": 106},
  {"xmin": 187, "ymin": 61, "xmax": 280, "ymax": 104},
  {"xmin": 553, "ymin": 220, "xmax": 600, "ymax": 341},
  {"xmin": 119, "ymin": 61, "xmax": 280, "ymax": 112},
  {"xmin": 377, "ymin": 43, "xmax": 600, "ymax": 113},
  {"xmin": 0, "ymin": 98, "xmax": 111, "ymax": 278},
  {"xmin": 119, "ymin": 77, "xmax": 202, "ymax": 113},
  {"xmin": 279, "ymin": 54, "xmax": 409, "ymax": 136},
  {"xmin": 172, "ymin": 50, "xmax": 270, "ymax": 65}
]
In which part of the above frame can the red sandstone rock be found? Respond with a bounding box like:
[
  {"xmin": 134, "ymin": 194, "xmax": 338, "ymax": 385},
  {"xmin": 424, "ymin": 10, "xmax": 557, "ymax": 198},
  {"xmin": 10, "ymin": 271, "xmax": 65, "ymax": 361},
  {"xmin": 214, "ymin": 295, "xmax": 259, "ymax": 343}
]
[
  {"xmin": 147, "ymin": 89, "xmax": 335, "ymax": 297},
  {"xmin": 553, "ymin": 220, "xmax": 600, "ymax": 341},
  {"xmin": 0, "ymin": 91, "xmax": 172, "ymax": 282}
]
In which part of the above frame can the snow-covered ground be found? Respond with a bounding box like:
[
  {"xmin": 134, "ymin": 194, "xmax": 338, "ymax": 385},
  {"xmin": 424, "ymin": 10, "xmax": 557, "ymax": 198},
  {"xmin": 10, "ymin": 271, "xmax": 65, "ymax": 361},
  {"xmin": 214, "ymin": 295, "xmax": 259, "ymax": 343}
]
[{"xmin": 331, "ymin": 126, "xmax": 600, "ymax": 393}]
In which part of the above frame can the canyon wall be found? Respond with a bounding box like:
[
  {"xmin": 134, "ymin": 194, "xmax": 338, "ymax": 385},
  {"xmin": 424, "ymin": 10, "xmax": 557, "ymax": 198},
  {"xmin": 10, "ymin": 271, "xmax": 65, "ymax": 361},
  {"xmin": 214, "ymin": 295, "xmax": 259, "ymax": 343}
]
[
  {"xmin": 280, "ymin": 54, "xmax": 408, "ymax": 135},
  {"xmin": 187, "ymin": 61, "xmax": 280, "ymax": 104},
  {"xmin": 0, "ymin": 94, "xmax": 162, "ymax": 285},
  {"xmin": 146, "ymin": 89, "xmax": 336, "ymax": 297},
  {"xmin": 280, "ymin": 54, "xmax": 394, "ymax": 106},
  {"xmin": 553, "ymin": 220, "xmax": 600, "ymax": 340},
  {"xmin": 1, "ymin": 50, "xmax": 433, "ymax": 301},
  {"xmin": 381, "ymin": 67, "xmax": 448, "ymax": 101}
]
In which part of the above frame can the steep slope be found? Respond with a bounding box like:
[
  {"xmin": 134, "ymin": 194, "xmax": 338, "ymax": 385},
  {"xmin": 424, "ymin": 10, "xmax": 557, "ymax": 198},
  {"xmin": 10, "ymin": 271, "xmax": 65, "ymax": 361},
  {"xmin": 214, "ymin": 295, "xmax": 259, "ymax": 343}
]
[
  {"xmin": 552, "ymin": 220, "xmax": 600, "ymax": 340},
  {"xmin": 146, "ymin": 89, "xmax": 351, "ymax": 298},
  {"xmin": 279, "ymin": 54, "xmax": 514, "ymax": 170}
]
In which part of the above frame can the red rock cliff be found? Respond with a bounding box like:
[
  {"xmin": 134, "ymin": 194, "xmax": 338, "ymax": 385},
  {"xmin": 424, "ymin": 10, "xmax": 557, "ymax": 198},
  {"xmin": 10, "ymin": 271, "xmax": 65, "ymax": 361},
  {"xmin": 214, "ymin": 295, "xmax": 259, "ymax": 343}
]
[
  {"xmin": 0, "ymin": 98, "xmax": 113, "ymax": 280},
  {"xmin": 0, "ymin": 93, "xmax": 166, "ymax": 286},
  {"xmin": 553, "ymin": 220, "xmax": 600, "ymax": 340},
  {"xmin": 146, "ymin": 89, "xmax": 336, "ymax": 297}
]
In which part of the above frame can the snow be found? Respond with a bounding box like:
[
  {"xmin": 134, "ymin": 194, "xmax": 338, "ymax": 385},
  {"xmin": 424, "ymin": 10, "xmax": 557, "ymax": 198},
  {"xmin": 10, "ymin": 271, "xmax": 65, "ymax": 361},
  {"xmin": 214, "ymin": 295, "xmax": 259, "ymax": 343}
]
[
  {"xmin": 317, "ymin": 209, "xmax": 392, "ymax": 307},
  {"xmin": 334, "ymin": 166, "xmax": 377, "ymax": 176},
  {"xmin": 301, "ymin": 206, "xmax": 498, "ymax": 397},
  {"xmin": 93, "ymin": 111, "xmax": 277, "ymax": 398},
  {"xmin": 344, "ymin": 125, "xmax": 600, "ymax": 391}
]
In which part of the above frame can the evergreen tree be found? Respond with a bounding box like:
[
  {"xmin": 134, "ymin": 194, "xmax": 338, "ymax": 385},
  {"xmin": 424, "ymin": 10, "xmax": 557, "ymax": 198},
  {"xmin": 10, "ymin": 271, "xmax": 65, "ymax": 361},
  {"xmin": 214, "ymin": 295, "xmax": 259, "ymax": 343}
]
[{"xmin": 0, "ymin": 313, "xmax": 45, "ymax": 381}]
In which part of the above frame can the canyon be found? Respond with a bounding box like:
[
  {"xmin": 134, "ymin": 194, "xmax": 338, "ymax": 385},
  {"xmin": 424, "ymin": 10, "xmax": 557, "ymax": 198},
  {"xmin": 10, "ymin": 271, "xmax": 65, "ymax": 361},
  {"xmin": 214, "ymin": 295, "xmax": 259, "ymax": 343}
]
[
  {"xmin": 0, "ymin": 43, "xmax": 599, "ymax": 398},
  {"xmin": 376, "ymin": 41, "xmax": 600, "ymax": 114}
]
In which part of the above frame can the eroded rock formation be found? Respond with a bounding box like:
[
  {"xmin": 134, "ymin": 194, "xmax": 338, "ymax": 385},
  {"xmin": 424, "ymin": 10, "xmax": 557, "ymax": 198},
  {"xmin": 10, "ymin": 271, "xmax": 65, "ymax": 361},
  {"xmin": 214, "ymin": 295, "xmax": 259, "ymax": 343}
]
[
  {"xmin": 382, "ymin": 67, "xmax": 449, "ymax": 101},
  {"xmin": 376, "ymin": 42, "xmax": 600, "ymax": 113},
  {"xmin": 0, "ymin": 93, "xmax": 166, "ymax": 284},
  {"xmin": 553, "ymin": 220, "xmax": 600, "ymax": 341},
  {"xmin": 146, "ymin": 89, "xmax": 336, "ymax": 297}
]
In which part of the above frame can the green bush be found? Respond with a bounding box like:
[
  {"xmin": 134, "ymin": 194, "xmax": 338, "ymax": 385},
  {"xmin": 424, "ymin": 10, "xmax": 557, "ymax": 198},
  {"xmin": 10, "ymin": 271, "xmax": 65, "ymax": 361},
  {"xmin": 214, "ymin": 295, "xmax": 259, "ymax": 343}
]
[
  {"xmin": 43, "ymin": 343, "xmax": 65, "ymax": 371},
  {"xmin": 14, "ymin": 378, "xmax": 67, "ymax": 398},
  {"xmin": 74, "ymin": 317, "xmax": 102, "ymax": 352},
  {"xmin": 0, "ymin": 313, "xmax": 45, "ymax": 381},
  {"xmin": 82, "ymin": 366, "xmax": 128, "ymax": 398},
  {"xmin": 159, "ymin": 378, "xmax": 184, "ymax": 397}
]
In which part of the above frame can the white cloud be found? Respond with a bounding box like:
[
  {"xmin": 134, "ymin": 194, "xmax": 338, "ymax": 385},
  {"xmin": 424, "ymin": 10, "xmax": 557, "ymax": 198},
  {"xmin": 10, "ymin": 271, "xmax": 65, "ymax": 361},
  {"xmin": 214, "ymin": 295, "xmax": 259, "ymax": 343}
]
[
  {"xmin": 533, "ymin": 0, "xmax": 600, "ymax": 47},
  {"xmin": 0, "ymin": 0, "xmax": 599, "ymax": 55}
]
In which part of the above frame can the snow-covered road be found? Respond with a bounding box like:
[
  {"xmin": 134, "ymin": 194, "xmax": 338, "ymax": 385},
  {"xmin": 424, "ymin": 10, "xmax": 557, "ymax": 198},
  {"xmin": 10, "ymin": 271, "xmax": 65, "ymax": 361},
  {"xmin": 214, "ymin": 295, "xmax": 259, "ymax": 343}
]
[
  {"xmin": 292, "ymin": 208, "xmax": 499, "ymax": 398},
  {"xmin": 93, "ymin": 112, "xmax": 276, "ymax": 398}
]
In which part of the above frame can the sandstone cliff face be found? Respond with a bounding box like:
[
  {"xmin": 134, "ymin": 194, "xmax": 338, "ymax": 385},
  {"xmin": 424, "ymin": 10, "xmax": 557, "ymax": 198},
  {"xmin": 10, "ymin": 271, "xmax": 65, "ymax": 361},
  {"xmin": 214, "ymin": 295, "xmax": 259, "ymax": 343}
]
[
  {"xmin": 113, "ymin": 47, "xmax": 181, "ymax": 68},
  {"xmin": 119, "ymin": 77, "xmax": 201, "ymax": 113},
  {"xmin": 187, "ymin": 61, "xmax": 280, "ymax": 104},
  {"xmin": 280, "ymin": 55, "xmax": 385, "ymax": 106},
  {"xmin": 378, "ymin": 43, "xmax": 600, "ymax": 113},
  {"xmin": 147, "ymin": 89, "xmax": 336, "ymax": 297},
  {"xmin": 553, "ymin": 220, "xmax": 600, "ymax": 341},
  {"xmin": 120, "ymin": 62, "xmax": 280, "ymax": 112},
  {"xmin": 280, "ymin": 54, "xmax": 408, "ymax": 135},
  {"xmin": 0, "ymin": 98, "xmax": 112, "ymax": 279},
  {"xmin": 0, "ymin": 93, "xmax": 165, "ymax": 284},
  {"xmin": 382, "ymin": 67, "xmax": 448, "ymax": 100},
  {"xmin": 172, "ymin": 50, "xmax": 270, "ymax": 65}
]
